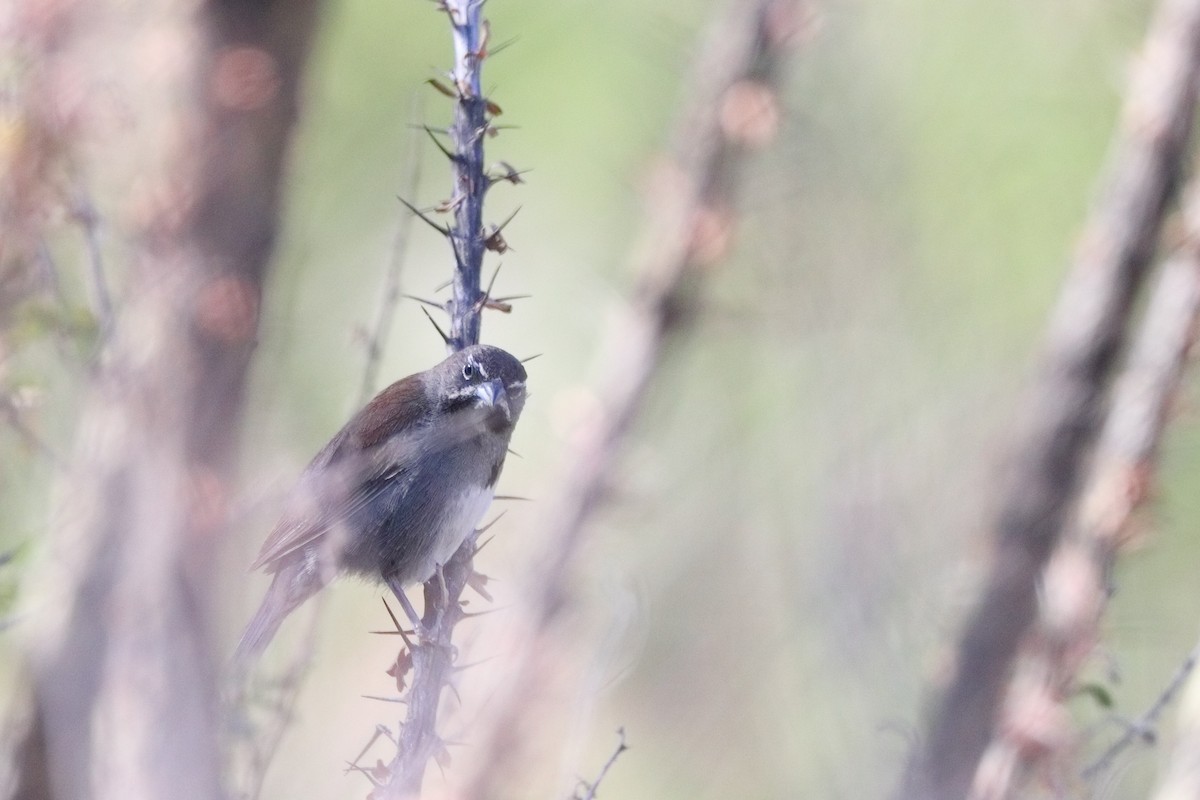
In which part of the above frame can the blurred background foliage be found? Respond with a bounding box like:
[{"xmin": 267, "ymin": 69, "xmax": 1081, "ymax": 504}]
[{"xmin": 6, "ymin": 0, "xmax": 1200, "ymax": 797}]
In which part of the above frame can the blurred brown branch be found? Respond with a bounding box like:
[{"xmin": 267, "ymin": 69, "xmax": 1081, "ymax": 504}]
[
  {"xmin": 899, "ymin": 0, "xmax": 1200, "ymax": 797},
  {"xmin": 972, "ymin": 183, "xmax": 1200, "ymax": 799},
  {"xmin": 458, "ymin": 0, "xmax": 807, "ymax": 795},
  {"xmin": 16, "ymin": 2, "xmax": 323, "ymax": 798}
]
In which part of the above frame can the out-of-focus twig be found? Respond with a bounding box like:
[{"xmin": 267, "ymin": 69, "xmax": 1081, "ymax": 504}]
[
  {"xmin": 574, "ymin": 728, "xmax": 629, "ymax": 800},
  {"xmin": 360, "ymin": 97, "xmax": 424, "ymax": 405},
  {"xmin": 241, "ymin": 617, "xmax": 321, "ymax": 800},
  {"xmin": 240, "ymin": 98, "xmax": 424, "ymax": 800},
  {"xmin": 1086, "ymin": 641, "xmax": 1200, "ymax": 783},
  {"xmin": 459, "ymin": 0, "xmax": 804, "ymax": 795},
  {"xmin": 900, "ymin": 1, "xmax": 1200, "ymax": 797},
  {"xmin": 68, "ymin": 183, "xmax": 114, "ymax": 338},
  {"xmin": 0, "ymin": 392, "xmax": 64, "ymax": 468},
  {"xmin": 1150, "ymin": 635, "xmax": 1200, "ymax": 800},
  {"xmin": 970, "ymin": 183, "xmax": 1200, "ymax": 800}
]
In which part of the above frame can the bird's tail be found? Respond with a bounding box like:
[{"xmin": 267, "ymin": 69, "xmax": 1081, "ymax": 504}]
[{"xmin": 231, "ymin": 570, "xmax": 307, "ymax": 675}]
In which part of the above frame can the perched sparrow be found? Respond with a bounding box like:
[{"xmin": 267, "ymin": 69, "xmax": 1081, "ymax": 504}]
[{"xmin": 234, "ymin": 344, "xmax": 527, "ymax": 666}]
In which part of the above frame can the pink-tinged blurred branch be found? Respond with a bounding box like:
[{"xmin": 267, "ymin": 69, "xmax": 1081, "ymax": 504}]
[
  {"xmin": 458, "ymin": 0, "xmax": 807, "ymax": 795},
  {"xmin": 971, "ymin": 184, "xmax": 1200, "ymax": 799},
  {"xmin": 899, "ymin": 1, "xmax": 1200, "ymax": 797},
  {"xmin": 18, "ymin": 2, "xmax": 323, "ymax": 799}
]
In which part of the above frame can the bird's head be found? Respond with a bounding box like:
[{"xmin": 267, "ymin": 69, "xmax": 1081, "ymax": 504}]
[{"xmin": 432, "ymin": 344, "xmax": 528, "ymax": 431}]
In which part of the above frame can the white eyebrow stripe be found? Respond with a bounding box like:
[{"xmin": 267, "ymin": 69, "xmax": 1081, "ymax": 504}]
[
  {"xmin": 472, "ymin": 356, "xmax": 488, "ymax": 379},
  {"xmin": 508, "ymin": 380, "xmax": 525, "ymax": 388}
]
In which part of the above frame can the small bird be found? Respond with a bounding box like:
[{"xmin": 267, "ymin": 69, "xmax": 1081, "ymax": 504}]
[{"xmin": 234, "ymin": 344, "xmax": 527, "ymax": 667}]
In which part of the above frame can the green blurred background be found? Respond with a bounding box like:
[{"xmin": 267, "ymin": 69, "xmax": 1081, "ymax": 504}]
[{"xmin": 7, "ymin": 0, "xmax": 1200, "ymax": 797}]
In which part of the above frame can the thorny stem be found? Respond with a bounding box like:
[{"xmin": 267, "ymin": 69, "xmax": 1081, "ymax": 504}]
[
  {"xmin": 381, "ymin": 0, "xmax": 499, "ymax": 795},
  {"xmin": 446, "ymin": 0, "xmax": 488, "ymax": 352}
]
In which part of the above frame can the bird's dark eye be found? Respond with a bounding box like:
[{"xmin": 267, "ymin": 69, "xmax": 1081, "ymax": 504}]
[{"xmin": 461, "ymin": 363, "xmax": 476, "ymax": 381}]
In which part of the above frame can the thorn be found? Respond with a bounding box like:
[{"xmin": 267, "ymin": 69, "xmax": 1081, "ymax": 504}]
[
  {"xmin": 469, "ymin": 19, "xmax": 492, "ymax": 62},
  {"xmin": 397, "ymin": 196, "xmax": 451, "ymax": 237},
  {"xmin": 484, "ymin": 294, "xmax": 530, "ymax": 314},
  {"xmin": 484, "ymin": 262, "xmax": 503, "ymax": 303},
  {"xmin": 487, "ymin": 161, "xmax": 530, "ymax": 186},
  {"xmin": 343, "ymin": 762, "xmax": 383, "ymax": 787},
  {"xmin": 484, "ymin": 226, "xmax": 511, "ymax": 254},
  {"xmin": 381, "ymin": 598, "xmax": 415, "ymax": 650},
  {"xmin": 346, "ymin": 725, "xmax": 394, "ymax": 783},
  {"xmin": 402, "ymin": 293, "xmax": 446, "ymax": 310},
  {"xmin": 476, "ymin": 123, "xmax": 521, "ymax": 144},
  {"xmin": 473, "ymin": 262, "xmax": 504, "ymax": 313},
  {"xmin": 423, "ymin": 125, "xmax": 458, "ymax": 161},
  {"xmin": 420, "ymin": 306, "xmax": 451, "ymax": 345},
  {"xmin": 493, "ymin": 494, "xmax": 532, "ymax": 502},
  {"xmin": 494, "ymin": 205, "xmax": 522, "ymax": 233},
  {"xmin": 360, "ymin": 695, "xmax": 408, "ymax": 704},
  {"xmin": 476, "ymin": 510, "xmax": 507, "ymax": 535},
  {"xmin": 473, "ymin": 535, "xmax": 495, "ymax": 554},
  {"xmin": 432, "ymin": 738, "xmax": 453, "ymax": 775},
  {"xmin": 475, "ymin": 265, "xmax": 527, "ymax": 314},
  {"xmin": 451, "ymin": 244, "xmax": 467, "ymax": 274},
  {"xmin": 459, "ymin": 606, "xmax": 504, "ymax": 619},
  {"xmin": 482, "ymin": 206, "xmax": 516, "ymax": 253},
  {"xmin": 426, "ymin": 77, "xmax": 458, "ymax": 99},
  {"xmin": 433, "ymin": 277, "xmax": 453, "ymax": 292},
  {"xmin": 519, "ymin": 353, "xmax": 542, "ymax": 363},
  {"xmin": 489, "ymin": 36, "xmax": 520, "ymax": 58},
  {"xmin": 451, "ymin": 655, "xmax": 498, "ymax": 674},
  {"xmin": 467, "ymin": 569, "xmax": 493, "ymax": 602},
  {"xmin": 455, "ymin": 76, "xmax": 473, "ymax": 100},
  {"xmin": 507, "ymin": 447, "xmax": 522, "ymax": 458}
]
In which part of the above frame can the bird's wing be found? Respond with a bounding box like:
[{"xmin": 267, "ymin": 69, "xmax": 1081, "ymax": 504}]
[
  {"xmin": 249, "ymin": 378, "xmax": 428, "ymax": 572},
  {"xmin": 249, "ymin": 397, "xmax": 497, "ymax": 573}
]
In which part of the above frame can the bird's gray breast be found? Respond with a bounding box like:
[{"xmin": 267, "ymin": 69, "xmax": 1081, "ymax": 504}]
[{"xmin": 339, "ymin": 430, "xmax": 506, "ymax": 585}]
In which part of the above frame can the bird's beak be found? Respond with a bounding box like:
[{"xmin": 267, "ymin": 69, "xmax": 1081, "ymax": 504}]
[{"xmin": 473, "ymin": 379, "xmax": 510, "ymax": 418}]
